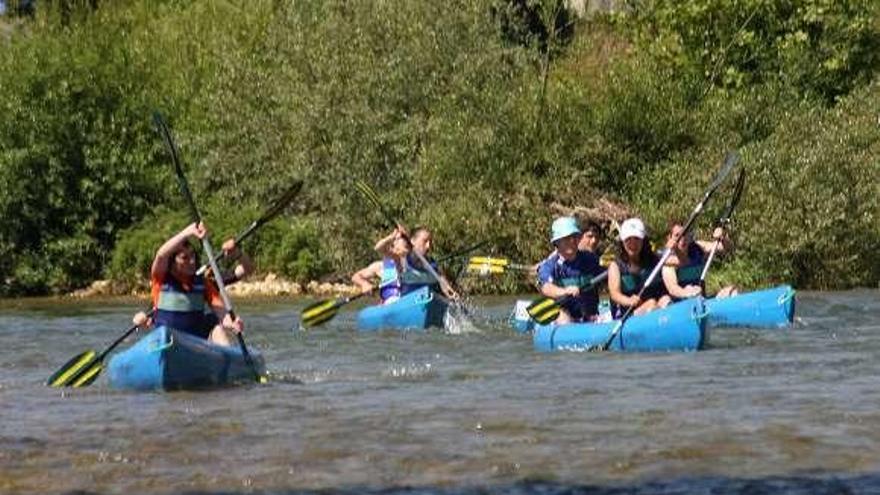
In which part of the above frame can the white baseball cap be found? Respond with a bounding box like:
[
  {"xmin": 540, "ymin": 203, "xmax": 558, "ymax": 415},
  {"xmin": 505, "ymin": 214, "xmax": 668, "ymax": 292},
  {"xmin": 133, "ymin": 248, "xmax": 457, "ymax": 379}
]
[{"xmin": 619, "ymin": 218, "xmax": 646, "ymax": 241}]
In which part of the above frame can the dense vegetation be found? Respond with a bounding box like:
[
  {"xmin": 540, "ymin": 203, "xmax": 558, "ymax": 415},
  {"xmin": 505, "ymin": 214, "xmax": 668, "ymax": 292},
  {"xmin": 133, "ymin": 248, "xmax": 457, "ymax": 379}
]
[{"xmin": 0, "ymin": 0, "xmax": 878, "ymax": 296}]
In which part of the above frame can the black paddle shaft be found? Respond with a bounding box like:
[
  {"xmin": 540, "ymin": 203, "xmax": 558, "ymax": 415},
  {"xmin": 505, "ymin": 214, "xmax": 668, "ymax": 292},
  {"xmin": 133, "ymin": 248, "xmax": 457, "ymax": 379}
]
[
  {"xmin": 700, "ymin": 168, "xmax": 747, "ymax": 287},
  {"xmin": 153, "ymin": 111, "xmax": 261, "ymax": 382}
]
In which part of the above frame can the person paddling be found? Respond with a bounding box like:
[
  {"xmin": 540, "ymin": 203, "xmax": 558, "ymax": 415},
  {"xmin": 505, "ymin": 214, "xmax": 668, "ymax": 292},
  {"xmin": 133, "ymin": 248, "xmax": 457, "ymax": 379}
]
[
  {"xmin": 351, "ymin": 227, "xmax": 410, "ymax": 305},
  {"xmin": 376, "ymin": 225, "xmax": 459, "ymax": 300},
  {"xmin": 135, "ymin": 222, "xmax": 243, "ymax": 346},
  {"xmin": 536, "ymin": 217, "xmax": 605, "ymax": 324},
  {"xmin": 607, "ymin": 218, "xmax": 670, "ymax": 318},
  {"xmin": 661, "ymin": 219, "xmax": 738, "ymax": 300},
  {"xmin": 134, "ymin": 235, "xmax": 254, "ymax": 331}
]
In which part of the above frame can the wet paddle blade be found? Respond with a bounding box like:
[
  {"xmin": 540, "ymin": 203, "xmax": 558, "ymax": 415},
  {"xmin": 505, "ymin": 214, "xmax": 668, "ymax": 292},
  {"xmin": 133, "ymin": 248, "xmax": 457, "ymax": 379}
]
[
  {"xmin": 301, "ymin": 299, "xmax": 342, "ymax": 327},
  {"xmin": 46, "ymin": 350, "xmax": 97, "ymax": 387},
  {"xmin": 69, "ymin": 361, "xmax": 104, "ymax": 388},
  {"xmin": 526, "ymin": 297, "xmax": 561, "ymax": 325},
  {"xmin": 302, "ymin": 307, "xmax": 339, "ymax": 328}
]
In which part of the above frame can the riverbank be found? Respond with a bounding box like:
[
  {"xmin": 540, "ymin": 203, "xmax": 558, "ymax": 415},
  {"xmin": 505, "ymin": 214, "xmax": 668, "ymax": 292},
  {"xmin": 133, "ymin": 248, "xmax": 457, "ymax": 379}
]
[{"xmin": 67, "ymin": 273, "xmax": 362, "ymax": 299}]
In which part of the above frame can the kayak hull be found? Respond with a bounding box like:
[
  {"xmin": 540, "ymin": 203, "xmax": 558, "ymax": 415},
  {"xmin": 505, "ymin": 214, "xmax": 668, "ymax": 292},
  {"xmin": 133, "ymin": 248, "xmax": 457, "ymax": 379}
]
[
  {"xmin": 533, "ymin": 298, "xmax": 708, "ymax": 352},
  {"xmin": 705, "ymin": 285, "xmax": 795, "ymax": 329},
  {"xmin": 107, "ymin": 326, "xmax": 265, "ymax": 391},
  {"xmin": 356, "ymin": 286, "xmax": 448, "ymax": 331}
]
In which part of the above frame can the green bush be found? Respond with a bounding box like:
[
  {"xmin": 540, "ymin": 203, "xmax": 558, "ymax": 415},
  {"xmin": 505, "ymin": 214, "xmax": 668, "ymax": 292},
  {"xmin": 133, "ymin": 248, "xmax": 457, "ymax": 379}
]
[{"xmin": 2, "ymin": 0, "xmax": 879, "ymax": 296}]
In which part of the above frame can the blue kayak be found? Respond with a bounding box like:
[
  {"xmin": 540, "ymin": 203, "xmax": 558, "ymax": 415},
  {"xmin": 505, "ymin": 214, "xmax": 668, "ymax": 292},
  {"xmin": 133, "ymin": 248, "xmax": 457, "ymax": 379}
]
[
  {"xmin": 705, "ymin": 284, "xmax": 795, "ymax": 329},
  {"xmin": 533, "ymin": 298, "xmax": 708, "ymax": 352},
  {"xmin": 107, "ymin": 326, "xmax": 265, "ymax": 391},
  {"xmin": 356, "ymin": 286, "xmax": 448, "ymax": 331}
]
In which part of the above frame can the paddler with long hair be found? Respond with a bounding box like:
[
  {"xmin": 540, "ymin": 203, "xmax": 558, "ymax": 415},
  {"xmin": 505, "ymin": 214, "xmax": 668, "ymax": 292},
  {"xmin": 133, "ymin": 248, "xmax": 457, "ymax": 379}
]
[
  {"xmin": 661, "ymin": 219, "xmax": 738, "ymax": 300},
  {"xmin": 607, "ymin": 217, "xmax": 671, "ymax": 318}
]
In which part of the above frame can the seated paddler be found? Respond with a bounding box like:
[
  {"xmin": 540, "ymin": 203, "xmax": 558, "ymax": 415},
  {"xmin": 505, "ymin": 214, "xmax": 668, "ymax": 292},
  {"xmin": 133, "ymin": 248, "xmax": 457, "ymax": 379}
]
[
  {"xmin": 661, "ymin": 219, "xmax": 738, "ymax": 301},
  {"xmin": 375, "ymin": 225, "xmax": 459, "ymax": 301},
  {"xmin": 537, "ymin": 216, "xmax": 604, "ymax": 324},
  {"xmin": 607, "ymin": 217, "xmax": 671, "ymax": 318},
  {"xmin": 351, "ymin": 227, "xmax": 410, "ymax": 305},
  {"xmin": 139, "ymin": 221, "xmax": 244, "ymax": 346}
]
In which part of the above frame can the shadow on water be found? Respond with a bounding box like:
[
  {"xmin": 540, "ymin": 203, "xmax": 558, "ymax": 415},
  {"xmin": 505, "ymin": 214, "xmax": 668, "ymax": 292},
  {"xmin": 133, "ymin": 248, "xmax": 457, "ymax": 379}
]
[{"xmin": 59, "ymin": 473, "xmax": 874, "ymax": 494}]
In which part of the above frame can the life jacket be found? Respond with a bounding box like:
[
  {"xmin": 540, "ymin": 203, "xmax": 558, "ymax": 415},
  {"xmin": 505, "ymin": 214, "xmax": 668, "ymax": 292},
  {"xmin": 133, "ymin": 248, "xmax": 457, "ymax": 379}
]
[
  {"xmin": 612, "ymin": 257, "xmax": 666, "ymax": 318},
  {"xmin": 400, "ymin": 254, "xmax": 440, "ymax": 295},
  {"xmin": 675, "ymin": 242, "xmax": 706, "ymax": 288},
  {"xmin": 378, "ymin": 257, "xmax": 402, "ymax": 302},
  {"xmin": 541, "ymin": 251, "xmax": 601, "ymax": 319},
  {"xmin": 154, "ymin": 274, "xmax": 211, "ymax": 336}
]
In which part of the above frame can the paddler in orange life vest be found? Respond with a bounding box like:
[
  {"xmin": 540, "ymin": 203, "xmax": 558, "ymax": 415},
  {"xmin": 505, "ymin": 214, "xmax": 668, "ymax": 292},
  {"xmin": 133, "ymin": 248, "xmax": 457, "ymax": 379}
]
[{"xmin": 133, "ymin": 222, "xmax": 245, "ymax": 346}]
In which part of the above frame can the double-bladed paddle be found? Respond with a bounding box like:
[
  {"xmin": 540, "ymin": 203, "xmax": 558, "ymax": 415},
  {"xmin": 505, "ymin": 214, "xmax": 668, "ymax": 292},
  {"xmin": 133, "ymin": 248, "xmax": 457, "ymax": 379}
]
[
  {"xmin": 435, "ymin": 241, "xmax": 490, "ymax": 265},
  {"xmin": 699, "ymin": 168, "xmax": 746, "ymax": 290},
  {"xmin": 597, "ymin": 150, "xmax": 740, "ymax": 351},
  {"xmin": 46, "ymin": 310, "xmax": 155, "ymax": 388},
  {"xmin": 195, "ymin": 180, "xmax": 302, "ymax": 276},
  {"xmin": 154, "ymin": 111, "xmax": 265, "ymax": 383},
  {"xmin": 466, "ymin": 256, "xmax": 535, "ymax": 275}
]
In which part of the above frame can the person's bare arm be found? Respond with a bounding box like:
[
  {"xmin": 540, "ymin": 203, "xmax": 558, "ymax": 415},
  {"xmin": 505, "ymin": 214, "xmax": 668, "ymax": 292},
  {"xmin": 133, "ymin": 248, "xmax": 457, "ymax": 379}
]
[
  {"xmin": 352, "ymin": 261, "xmax": 382, "ymax": 294},
  {"xmin": 151, "ymin": 222, "xmax": 205, "ymax": 279},
  {"xmin": 608, "ymin": 262, "xmax": 640, "ymax": 308}
]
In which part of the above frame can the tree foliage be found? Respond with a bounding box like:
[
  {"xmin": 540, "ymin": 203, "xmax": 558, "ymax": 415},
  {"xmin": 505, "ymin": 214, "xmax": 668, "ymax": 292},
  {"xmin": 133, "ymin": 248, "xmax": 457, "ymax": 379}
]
[{"xmin": 0, "ymin": 0, "xmax": 878, "ymax": 296}]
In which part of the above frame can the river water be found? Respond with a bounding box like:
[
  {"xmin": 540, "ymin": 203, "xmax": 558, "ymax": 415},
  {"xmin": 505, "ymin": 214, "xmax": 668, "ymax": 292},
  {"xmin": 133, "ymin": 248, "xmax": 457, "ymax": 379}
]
[{"xmin": 2, "ymin": 290, "xmax": 880, "ymax": 494}]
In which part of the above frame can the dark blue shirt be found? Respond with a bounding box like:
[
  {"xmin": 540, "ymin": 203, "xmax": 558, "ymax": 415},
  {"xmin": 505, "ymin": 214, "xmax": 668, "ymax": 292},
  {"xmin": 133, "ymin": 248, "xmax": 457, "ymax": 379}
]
[{"xmin": 537, "ymin": 251, "xmax": 604, "ymax": 320}]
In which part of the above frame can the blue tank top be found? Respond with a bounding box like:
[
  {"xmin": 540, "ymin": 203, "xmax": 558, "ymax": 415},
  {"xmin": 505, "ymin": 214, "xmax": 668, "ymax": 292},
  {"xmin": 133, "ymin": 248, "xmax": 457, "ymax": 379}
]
[{"xmin": 378, "ymin": 257, "xmax": 402, "ymax": 302}]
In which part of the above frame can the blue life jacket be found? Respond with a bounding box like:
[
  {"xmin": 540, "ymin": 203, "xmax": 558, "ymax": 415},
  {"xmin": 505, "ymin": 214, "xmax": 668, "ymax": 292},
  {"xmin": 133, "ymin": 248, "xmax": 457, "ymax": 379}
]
[
  {"xmin": 537, "ymin": 251, "xmax": 603, "ymax": 321},
  {"xmin": 378, "ymin": 257, "xmax": 402, "ymax": 302},
  {"xmin": 154, "ymin": 274, "xmax": 212, "ymax": 338}
]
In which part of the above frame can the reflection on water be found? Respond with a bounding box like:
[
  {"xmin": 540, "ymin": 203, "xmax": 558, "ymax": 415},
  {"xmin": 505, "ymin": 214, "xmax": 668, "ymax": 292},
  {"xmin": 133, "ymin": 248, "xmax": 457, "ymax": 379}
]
[{"xmin": 2, "ymin": 291, "xmax": 880, "ymax": 494}]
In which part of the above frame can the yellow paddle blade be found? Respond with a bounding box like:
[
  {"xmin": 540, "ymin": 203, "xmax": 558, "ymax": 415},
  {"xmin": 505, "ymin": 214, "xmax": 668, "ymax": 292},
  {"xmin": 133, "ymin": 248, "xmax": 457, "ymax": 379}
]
[
  {"xmin": 301, "ymin": 298, "xmax": 342, "ymax": 327},
  {"xmin": 526, "ymin": 297, "xmax": 561, "ymax": 325},
  {"xmin": 301, "ymin": 299, "xmax": 338, "ymax": 321},
  {"xmin": 47, "ymin": 350, "xmax": 97, "ymax": 388},
  {"xmin": 467, "ymin": 263, "xmax": 506, "ymax": 275},
  {"xmin": 70, "ymin": 362, "xmax": 103, "ymax": 388},
  {"xmin": 468, "ymin": 256, "xmax": 509, "ymax": 266}
]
